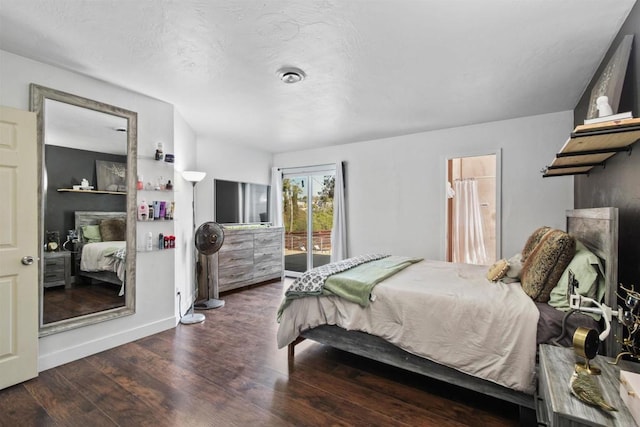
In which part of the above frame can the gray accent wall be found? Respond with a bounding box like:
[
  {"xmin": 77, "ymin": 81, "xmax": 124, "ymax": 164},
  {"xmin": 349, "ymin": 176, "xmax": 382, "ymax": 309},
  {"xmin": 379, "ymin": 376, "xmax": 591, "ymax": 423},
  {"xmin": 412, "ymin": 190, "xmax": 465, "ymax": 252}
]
[
  {"xmin": 573, "ymin": 2, "xmax": 639, "ymax": 286},
  {"xmin": 45, "ymin": 145, "xmax": 126, "ymax": 237}
]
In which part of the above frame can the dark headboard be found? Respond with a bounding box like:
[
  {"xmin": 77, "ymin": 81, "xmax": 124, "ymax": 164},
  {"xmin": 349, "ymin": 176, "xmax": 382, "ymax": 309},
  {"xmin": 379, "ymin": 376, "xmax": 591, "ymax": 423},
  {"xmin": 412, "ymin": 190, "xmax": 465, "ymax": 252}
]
[
  {"xmin": 566, "ymin": 207, "xmax": 619, "ymax": 356},
  {"xmin": 74, "ymin": 211, "xmax": 126, "ymax": 242}
]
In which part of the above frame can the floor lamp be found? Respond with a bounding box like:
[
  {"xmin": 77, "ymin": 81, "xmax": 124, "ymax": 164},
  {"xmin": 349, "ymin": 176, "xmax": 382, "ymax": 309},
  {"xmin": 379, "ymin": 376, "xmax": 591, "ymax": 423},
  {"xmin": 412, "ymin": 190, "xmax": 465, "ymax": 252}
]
[{"xmin": 180, "ymin": 170, "xmax": 207, "ymax": 325}]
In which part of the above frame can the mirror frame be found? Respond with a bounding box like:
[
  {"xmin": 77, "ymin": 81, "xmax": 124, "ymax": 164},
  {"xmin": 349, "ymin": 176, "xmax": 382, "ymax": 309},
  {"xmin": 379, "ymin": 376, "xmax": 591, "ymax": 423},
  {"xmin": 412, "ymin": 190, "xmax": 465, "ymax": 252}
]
[{"xmin": 30, "ymin": 83, "xmax": 137, "ymax": 336}]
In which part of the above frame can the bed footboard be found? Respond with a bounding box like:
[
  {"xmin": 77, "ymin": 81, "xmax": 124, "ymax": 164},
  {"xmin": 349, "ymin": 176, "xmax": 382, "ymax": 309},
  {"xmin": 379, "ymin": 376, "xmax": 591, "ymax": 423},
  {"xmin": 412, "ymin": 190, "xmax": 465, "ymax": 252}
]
[{"xmin": 294, "ymin": 325, "xmax": 535, "ymax": 410}]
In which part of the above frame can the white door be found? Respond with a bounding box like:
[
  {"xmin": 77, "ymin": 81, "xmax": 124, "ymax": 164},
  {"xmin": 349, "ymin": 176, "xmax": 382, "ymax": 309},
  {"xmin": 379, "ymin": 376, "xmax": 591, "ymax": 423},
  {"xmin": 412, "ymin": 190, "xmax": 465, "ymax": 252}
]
[{"xmin": 0, "ymin": 106, "xmax": 39, "ymax": 390}]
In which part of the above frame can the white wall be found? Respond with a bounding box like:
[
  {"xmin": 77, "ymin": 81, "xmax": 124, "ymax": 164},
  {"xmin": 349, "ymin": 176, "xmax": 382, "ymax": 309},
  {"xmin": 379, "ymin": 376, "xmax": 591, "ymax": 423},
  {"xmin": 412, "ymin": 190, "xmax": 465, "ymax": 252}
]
[
  {"xmin": 0, "ymin": 48, "xmax": 575, "ymax": 369},
  {"xmin": 273, "ymin": 111, "xmax": 575, "ymax": 260},
  {"xmin": 173, "ymin": 110, "xmax": 199, "ymax": 314},
  {"xmin": 0, "ymin": 50, "xmax": 179, "ymax": 370},
  {"xmin": 195, "ymin": 138, "xmax": 273, "ymax": 225}
]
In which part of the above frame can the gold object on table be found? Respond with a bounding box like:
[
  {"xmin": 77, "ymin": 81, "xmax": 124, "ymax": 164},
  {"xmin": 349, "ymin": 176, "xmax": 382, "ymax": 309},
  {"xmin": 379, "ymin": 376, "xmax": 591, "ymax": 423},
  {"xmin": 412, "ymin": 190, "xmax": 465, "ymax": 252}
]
[
  {"xmin": 573, "ymin": 327, "xmax": 602, "ymax": 375},
  {"xmin": 570, "ymin": 368, "xmax": 617, "ymax": 411}
]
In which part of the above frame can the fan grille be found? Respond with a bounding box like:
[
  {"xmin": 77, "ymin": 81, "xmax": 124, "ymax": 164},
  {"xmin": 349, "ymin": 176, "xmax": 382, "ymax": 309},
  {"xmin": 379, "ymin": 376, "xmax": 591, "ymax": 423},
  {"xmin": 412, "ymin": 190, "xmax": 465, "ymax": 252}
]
[{"xmin": 195, "ymin": 222, "xmax": 224, "ymax": 255}]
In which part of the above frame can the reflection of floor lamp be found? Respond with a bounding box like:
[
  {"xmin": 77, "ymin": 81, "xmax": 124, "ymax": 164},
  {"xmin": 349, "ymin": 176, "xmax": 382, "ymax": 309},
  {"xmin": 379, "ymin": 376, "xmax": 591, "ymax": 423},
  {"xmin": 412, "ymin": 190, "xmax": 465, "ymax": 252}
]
[{"xmin": 180, "ymin": 170, "xmax": 207, "ymax": 325}]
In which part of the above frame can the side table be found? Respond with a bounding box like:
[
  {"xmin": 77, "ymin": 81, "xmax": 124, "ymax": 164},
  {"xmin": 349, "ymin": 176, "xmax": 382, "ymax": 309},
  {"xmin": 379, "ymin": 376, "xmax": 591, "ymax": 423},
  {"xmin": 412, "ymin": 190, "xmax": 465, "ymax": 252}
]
[
  {"xmin": 537, "ymin": 344, "xmax": 640, "ymax": 426},
  {"xmin": 43, "ymin": 251, "xmax": 71, "ymax": 289}
]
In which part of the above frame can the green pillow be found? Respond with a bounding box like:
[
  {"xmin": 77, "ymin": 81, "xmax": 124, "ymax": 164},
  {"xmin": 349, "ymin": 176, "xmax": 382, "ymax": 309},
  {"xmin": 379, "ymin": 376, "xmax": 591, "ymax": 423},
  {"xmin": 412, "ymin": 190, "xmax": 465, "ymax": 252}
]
[
  {"xmin": 81, "ymin": 225, "xmax": 102, "ymax": 243},
  {"xmin": 548, "ymin": 241, "xmax": 604, "ymax": 320}
]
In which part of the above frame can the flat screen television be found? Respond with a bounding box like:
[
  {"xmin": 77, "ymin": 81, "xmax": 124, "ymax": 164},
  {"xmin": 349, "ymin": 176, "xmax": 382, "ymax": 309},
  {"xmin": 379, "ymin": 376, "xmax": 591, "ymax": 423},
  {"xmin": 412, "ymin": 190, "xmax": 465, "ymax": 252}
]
[{"xmin": 214, "ymin": 179, "xmax": 271, "ymax": 224}]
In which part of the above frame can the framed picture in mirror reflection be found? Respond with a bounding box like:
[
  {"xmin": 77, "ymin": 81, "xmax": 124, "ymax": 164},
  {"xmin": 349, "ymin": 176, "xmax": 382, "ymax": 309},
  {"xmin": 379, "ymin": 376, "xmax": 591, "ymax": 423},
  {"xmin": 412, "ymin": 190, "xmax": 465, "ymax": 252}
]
[{"xmin": 96, "ymin": 160, "xmax": 127, "ymax": 192}]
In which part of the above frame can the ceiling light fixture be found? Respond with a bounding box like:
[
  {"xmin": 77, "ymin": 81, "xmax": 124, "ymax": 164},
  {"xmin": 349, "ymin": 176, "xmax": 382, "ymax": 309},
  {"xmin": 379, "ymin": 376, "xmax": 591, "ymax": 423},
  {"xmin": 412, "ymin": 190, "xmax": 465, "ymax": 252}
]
[{"xmin": 278, "ymin": 67, "xmax": 305, "ymax": 84}]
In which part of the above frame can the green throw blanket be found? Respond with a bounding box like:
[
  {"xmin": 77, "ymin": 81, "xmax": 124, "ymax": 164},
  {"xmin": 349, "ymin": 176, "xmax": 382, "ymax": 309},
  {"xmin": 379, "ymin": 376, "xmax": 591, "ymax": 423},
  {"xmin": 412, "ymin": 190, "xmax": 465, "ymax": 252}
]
[
  {"xmin": 277, "ymin": 255, "xmax": 422, "ymax": 321},
  {"xmin": 104, "ymin": 246, "xmax": 126, "ymax": 260}
]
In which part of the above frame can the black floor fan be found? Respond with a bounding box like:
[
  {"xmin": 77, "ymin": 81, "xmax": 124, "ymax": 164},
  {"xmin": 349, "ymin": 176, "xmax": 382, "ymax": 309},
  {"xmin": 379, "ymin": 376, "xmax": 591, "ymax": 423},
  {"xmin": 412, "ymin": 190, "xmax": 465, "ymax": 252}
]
[{"xmin": 194, "ymin": 222, "xmax": 225, "ymax": 310}]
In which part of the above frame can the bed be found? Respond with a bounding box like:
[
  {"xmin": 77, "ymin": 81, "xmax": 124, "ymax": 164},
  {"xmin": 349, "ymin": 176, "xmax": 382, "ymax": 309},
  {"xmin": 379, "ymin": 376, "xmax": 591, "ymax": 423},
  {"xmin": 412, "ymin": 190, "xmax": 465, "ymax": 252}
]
[
  {"xmin": 75, "ymin": 211, "xmax": 127, "ymax": 296},
  {"xmin": 279, "ymin": 207, "xmax": 620, "ymax": 418}
]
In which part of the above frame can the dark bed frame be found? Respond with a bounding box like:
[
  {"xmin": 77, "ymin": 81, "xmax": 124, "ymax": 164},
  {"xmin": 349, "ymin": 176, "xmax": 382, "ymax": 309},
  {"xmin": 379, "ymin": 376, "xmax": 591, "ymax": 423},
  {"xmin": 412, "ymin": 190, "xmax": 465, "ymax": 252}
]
[
  {"xmin": 287, "ymin": 207, "xmax": 619, "ymax": 418},
  {"xmin": 74, "ymin": 211, "xmax": 126, "ymax": 286}
]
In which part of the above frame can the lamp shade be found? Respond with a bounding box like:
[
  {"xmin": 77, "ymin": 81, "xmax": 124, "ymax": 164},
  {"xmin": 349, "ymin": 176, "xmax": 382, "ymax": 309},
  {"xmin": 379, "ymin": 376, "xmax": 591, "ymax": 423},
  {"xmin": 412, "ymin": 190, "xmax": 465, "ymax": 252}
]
[{"xmin": 182, "ymin": 170, "xmax": 206, "ymax": 183}]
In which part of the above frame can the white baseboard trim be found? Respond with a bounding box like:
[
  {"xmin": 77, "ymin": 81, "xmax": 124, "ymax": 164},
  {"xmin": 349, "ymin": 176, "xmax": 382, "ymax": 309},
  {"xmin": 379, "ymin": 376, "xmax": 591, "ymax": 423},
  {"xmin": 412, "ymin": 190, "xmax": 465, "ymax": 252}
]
[{"xmin": 38, "ymin": 316, "xmax": 177, "ymax": 372}]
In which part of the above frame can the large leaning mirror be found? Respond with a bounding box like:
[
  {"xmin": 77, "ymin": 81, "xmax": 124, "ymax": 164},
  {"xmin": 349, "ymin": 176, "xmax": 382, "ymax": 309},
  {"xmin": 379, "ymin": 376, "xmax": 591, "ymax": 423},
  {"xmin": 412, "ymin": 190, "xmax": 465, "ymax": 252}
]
[{"xmin": 30, "ymin": 84, "xmax": 137, "ymax": 336}]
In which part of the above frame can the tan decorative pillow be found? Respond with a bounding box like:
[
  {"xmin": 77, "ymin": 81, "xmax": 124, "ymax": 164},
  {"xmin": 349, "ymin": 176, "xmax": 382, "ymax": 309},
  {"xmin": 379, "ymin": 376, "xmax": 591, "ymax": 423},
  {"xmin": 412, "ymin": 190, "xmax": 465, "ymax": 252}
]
[
  {"xmin": 521, "ymin": 229, "xmax": 576, "ymax": 302},
  {"xmin": 521, "ymin": 226, "xmax": 551, "ymax": 262},
  {"xmin": 487, "ymin": 259, "xmax": 510, "ymax": 282},
  {"xmin": 99, "ymin": 218, "xmax": 126, "ymax": 241}
]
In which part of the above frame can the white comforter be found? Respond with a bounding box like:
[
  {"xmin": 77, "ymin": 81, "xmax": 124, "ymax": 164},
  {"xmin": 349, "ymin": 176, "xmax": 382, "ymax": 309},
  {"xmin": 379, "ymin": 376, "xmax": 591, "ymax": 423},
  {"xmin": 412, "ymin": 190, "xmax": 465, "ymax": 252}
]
[
  {"xmin": 277, "ymin": 259, "xmax": 540, "ymax": 394},
  {"xmin": 80, "ymin": 241, "xmax": 126, "ymax": 295}
]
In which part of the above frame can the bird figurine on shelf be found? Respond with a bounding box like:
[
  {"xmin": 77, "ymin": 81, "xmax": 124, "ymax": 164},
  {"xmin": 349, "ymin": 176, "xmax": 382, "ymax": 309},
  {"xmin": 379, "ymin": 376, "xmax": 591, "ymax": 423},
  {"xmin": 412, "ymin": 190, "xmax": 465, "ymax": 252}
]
[{"xmin": 570, "ymin": 368, "xmax": 617, "ymax": 412}]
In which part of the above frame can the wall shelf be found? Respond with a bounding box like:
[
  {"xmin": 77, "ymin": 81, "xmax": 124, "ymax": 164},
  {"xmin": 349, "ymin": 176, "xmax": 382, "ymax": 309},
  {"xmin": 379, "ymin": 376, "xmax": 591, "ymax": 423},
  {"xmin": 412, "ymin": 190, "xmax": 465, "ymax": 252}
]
[
  {"xmin": 137, "ymin": 248, "xmax": 175, "ymax": 253},
  {"xmin": 138, "ymin": 155, "xmax": 175, "ymax": 164},
  {"xmin": 542, "ymin": 118, "xmax": 640, "ymax": 178},
  {"xmin": 57, "ymin": 188, "xmax": 126, "ymax": 195}
]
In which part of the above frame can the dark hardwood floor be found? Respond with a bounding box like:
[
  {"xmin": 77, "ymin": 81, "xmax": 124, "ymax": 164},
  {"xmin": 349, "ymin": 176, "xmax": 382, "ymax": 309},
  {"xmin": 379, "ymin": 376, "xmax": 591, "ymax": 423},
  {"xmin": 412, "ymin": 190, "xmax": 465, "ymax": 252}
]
[
  {"xmin": 1, "ymin": 281, "xmax": 520, "ymax": 426},
  {"xmin": 43, "ymin": 282, "xmax": 124, "ymax": 324}
]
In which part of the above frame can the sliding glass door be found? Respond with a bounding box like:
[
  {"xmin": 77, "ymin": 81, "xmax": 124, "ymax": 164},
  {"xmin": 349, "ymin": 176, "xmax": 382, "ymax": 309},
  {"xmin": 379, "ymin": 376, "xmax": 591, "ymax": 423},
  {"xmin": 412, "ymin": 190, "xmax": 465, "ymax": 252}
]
[{"xmin": 282, "ymin": 167, "xmax": 335, "ymax": 276}]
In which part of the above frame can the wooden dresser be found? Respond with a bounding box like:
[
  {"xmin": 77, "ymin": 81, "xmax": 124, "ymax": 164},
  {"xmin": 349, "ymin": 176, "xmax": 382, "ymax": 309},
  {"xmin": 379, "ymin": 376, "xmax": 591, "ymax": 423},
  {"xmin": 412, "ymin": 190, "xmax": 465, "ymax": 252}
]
[{"xmin": 214, "ymin": 226, "xmax": 284, "ymax": 293}]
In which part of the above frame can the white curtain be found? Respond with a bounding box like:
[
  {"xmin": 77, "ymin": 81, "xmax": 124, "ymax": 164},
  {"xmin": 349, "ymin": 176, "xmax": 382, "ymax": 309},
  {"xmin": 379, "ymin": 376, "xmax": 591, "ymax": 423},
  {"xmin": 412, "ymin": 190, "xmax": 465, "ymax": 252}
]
[
  {"xmin": 330, "ymin": 161, "xmax": 347, "ymax": 262},
  {"xmin": 452, "ymin": 179, "xmax": 488, "ymax": 265},
  {"xmin": 269, "ymin": 167, "xmax": 283, "ymax": 227}
]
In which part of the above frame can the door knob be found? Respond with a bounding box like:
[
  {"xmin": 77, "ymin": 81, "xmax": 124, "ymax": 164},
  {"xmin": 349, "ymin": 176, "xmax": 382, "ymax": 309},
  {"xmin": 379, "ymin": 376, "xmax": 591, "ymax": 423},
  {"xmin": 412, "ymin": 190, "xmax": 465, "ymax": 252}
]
[{"xmin": 21, "ymin": 256, "xmax": 34, "ymax": 265}]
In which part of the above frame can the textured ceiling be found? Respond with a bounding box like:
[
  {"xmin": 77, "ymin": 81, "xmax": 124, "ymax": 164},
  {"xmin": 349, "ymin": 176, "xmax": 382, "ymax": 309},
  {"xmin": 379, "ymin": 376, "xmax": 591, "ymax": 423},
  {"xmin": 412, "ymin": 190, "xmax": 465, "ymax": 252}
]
[{"xmin": 0, "ymin": 0, "xmax": 636, "ymax": 153}]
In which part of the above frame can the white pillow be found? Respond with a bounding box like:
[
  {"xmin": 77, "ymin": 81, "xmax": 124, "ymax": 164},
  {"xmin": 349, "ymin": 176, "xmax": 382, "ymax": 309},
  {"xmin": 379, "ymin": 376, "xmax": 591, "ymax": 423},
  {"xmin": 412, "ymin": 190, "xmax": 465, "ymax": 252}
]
[{"xmin": 506, "ymin": 253, "xmax": 523, "ymax": 278}]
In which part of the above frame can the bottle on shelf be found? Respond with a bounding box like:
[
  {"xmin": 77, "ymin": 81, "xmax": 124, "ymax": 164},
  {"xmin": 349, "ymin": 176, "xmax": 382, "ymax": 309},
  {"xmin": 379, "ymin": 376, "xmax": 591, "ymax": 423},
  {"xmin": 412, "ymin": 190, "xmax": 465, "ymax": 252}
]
[
  {"xmin": 145, "ymin": 232, "xmax": 153, "ymax": 251},
  {"xmin": 155, "ymin": 142, "xmax": 164, "ymax": 161},
  {"xmin": 153, "ymin": 201, "xmax": 161, "ymax": 220},
  {"xmin": 138, "ymin": 200, "xmax": 148, "ymax": 221},
  {"xmin": 165, "ymin": 201, "xmax": 174, "ymax": 219}
]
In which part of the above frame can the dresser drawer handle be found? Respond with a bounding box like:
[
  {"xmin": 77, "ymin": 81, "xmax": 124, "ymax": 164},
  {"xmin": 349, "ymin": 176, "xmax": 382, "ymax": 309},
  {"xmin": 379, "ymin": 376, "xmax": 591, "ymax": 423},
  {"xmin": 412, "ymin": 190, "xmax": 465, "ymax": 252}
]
[{"xmin": 45, "ymin": 271, "xmax": 63, "ymax": 277}]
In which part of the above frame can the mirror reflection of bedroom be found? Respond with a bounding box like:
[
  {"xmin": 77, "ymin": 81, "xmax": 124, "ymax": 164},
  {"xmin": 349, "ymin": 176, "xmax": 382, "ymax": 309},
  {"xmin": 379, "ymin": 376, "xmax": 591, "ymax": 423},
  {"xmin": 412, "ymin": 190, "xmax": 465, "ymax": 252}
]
[{"xmin": 42, "ymin": 99, "xmax": 127, "ymax": 324}]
